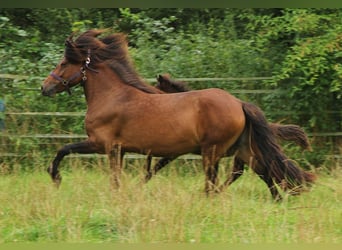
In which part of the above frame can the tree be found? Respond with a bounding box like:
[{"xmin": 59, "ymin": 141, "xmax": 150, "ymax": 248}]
[{"xmin": 238, "ymin": 9, "xmax": 342, "ymax": 133}]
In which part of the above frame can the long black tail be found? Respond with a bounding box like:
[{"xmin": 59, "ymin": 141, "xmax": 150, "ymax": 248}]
[
  {"xmin": 242, "ymin": 102, "xmax": 316, "ymax": 194},
  {"xmin": 270, "ymin": 123, "xmax": 311, "ymax": 151}
]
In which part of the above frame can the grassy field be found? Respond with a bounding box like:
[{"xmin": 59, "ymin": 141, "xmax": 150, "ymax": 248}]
[{"xmin": 0, "ymin": 158, "xmax": 341, "ymax": 243}]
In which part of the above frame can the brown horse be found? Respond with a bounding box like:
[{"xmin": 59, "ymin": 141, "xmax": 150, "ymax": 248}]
[
  {"xmin": 41, "ymin": 30, "xmax": 316, "ymax": 200},
  {"xmin": 144, "ymin": 74, "xmax": 312, "ymax": 187}
]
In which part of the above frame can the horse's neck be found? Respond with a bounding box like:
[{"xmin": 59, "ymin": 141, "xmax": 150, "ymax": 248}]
[{"xmin": 82, "ymin": 65, "xmax": 142, "ymax": 106}]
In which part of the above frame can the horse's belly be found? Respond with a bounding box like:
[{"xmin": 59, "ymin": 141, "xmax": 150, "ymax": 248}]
[
  {"xmin": 123, "ymin": 133, "xmax": 200, "ymax": 157},
  {"xmin": 149, "ymin": 142, "xmax": 200, "ymax": 157}
]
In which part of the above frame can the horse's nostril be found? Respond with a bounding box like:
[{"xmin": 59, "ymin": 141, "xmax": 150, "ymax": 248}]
[{"xmin": 41, "ymin": 86, "xmax": 49, "ymax": 96}]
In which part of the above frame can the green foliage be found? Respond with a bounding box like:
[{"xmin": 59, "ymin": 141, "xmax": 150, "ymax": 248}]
[
  {"xmin": 240, "ymin": 9, "xmax": 342, "ymax": 132},
  {"xmin": 120, "ymin": 8, "xmax": 264, "ymax": 83}
]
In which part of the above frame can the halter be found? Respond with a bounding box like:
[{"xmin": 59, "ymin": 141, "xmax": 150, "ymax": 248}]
[{"xmin": 49, "ymin": 50, "xmax": 98, "ymax": 95}]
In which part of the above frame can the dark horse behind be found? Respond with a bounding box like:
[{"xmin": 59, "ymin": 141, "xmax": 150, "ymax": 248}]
[{"xmin": 41, "ymin": 30, "xmax": 316, "ymax": 200}]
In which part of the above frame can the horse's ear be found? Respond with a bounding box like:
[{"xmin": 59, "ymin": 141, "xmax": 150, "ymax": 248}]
[
  {"xmin": 65, "ymin": 38, "xmax": 74, "ymax": 48},
  {"xmin": 65, "ymin": 31, "xmax": 77, "ymax": 47}
]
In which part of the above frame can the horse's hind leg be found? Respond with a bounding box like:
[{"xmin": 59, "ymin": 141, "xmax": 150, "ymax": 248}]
[
  {"xmin": 253, "ymin": 164, "xmax": 282, "ymax": 201},
  {"xmin": 48, "ymin": 141, "xmax": 99, "ymax": 187},
  {"xmin": 219, "ymin": 157, "xmax": 244, "ymax": 192}
]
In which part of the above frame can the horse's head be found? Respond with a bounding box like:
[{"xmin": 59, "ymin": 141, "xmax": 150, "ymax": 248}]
[
  {"xmin": 41, "ymin": 57, "xmax": 86, "ymax": 97},
  {"xmin": 41, "ymin": 30, "xmax": 103, "ymax": 97}
]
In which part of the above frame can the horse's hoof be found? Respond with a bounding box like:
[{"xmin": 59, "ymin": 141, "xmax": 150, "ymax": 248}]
[
  {"xmin": 273, "ymin": 195, "xmax": 283, "ymax": 202},
  {"xmin": 54, "ymin": 180, "xmax": 61, "ymax": 188},
  {"xmin": 53, "ymin": 176, "xmax": 62, "ymax": 188}
]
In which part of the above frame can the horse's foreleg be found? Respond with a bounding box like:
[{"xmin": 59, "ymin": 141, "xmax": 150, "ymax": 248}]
[
  {"xmin": 48, "ymin": 141, "xmax": 99, "ymax": 187},
  {"xmin": 211, "ymin": 162, "xmax": 220, "ymax": 193},
  {"xmin": 203, "ymin": 159, "xmax": 220, "ymax": 194},
  {"xmin": 219, "ymin": 157, "xmax": 245, "ymax": 192},
  {"xmin": 109, "ymin": 143, "xmax": 124, "ymax": 189},
  {"xmin": 144, "ymin": 157, "xmax": 175, "ymax": 182}
]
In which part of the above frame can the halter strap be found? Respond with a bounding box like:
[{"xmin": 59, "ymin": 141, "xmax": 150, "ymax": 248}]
[
  {"xmin": 49, "ymin": 69, "xmax": 85, "ymax": 95},
  {"xmin": 50, "ymin": 70, "xmax": 83, "ymax": 84},
  {"xmin": 49, "ymin": 52, "xmax": 99, "ymax": 95},
  {"xmin": 50, "ymin": 57, "xmax": 99, "ymax": 95}
]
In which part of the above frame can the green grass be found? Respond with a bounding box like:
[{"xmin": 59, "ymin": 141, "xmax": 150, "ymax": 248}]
[{"xmin": 0, "ymin": 159, "xmax": 341, "ymax": 243}]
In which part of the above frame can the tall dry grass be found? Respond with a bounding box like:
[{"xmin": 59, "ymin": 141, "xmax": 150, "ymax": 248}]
[{"xmin": 0, "ymin": 158, "xmax": 341, "ymax": 243}]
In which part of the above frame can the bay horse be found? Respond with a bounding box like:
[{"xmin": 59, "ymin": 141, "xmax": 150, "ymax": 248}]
[
  {"xmin": 41, "ymin": 30, "xmax": 316, "ymax": 200},
  {"xmin": 145, "ymin": 74, "xmax": 312, "ymax": 189}
]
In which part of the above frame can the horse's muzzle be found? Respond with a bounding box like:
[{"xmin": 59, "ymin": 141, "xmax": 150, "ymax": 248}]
[{"xmin": 41, "ymin": 85, "xmax": 56, "ymax": 97}]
